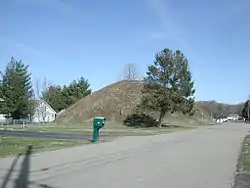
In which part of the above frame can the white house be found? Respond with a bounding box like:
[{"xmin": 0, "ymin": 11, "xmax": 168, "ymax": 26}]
[
  {"xmin": 227, "ymin": 114, "xmax": 239, "ymax": 121},
  {"xmin": 32, "ymin": 100, "xmax": 57, "ymax": 123},
  {"xmin": 216, "ymin": 118, "xmax": 226, "ymax": 123},
  {"xmin": 0, "ymin": 114, "xmax": 6, "ymax": 122},
  {"xmin": 0, "ymin": 98, "xmax": 6, "ymax": 122}
]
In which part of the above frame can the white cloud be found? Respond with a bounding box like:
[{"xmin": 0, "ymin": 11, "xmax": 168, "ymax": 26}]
[
  {"xmin": 0, "ymin": 39, "xmax": 45, "ymax": 58},
  {"xmin": 147, "ymin": 0, "xmax": 248, "ymax": 47},
  {"xmin": 147, "ymin": 0, "xmax": 190, "ymax": 49},
  {"xmin": 147, "ymin": 0, "xmax": 176, "ymax": 34},
  {"xmin": 12, "ymin": 42, "xmax": 44, "ymax": 57}
]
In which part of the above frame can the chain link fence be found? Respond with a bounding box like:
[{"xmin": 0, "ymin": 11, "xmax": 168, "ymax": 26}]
[{"xmin": 0, "ymin": 118, "xmax": 32, "ymax": 128}]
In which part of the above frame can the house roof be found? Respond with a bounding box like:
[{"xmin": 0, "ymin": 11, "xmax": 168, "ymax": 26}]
[{"xmin": 33, "ymin": 99, "xmax": 57, "ymax": 114}]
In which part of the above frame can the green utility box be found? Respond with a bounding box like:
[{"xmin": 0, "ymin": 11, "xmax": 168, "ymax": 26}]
[{"xmin": 92, "ymin": 117, "xmax": 106, "ymax": 142}]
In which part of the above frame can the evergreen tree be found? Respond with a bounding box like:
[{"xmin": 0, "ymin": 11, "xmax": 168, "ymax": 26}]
[
  {"xmin": 62, "ymin": 77, "xmax": 91, "ymax": 106},
  {"xmin": 0, "ymin": 57, "xmax": 34, "ymax": 119},
  {"xmin": 242, "ymin": 100, "xmax": 250, "ymax": 121},
  {"xmin": 0, "ymin": 82, "xmax": 4, "ymax": 113},
  {"xmin": 43, "ymin": 85, "xmax": 66, "ymax": 112},
  {"xmin": 141, "ymin": 48, "xmax": 195, "ymax": 127},
  {"xmin": 43, "ymin": 77, "xmax": 91, "ymax": 111}
]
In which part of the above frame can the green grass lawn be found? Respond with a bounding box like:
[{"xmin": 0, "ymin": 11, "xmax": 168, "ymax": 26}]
[
  {"xmin": 0, "ymin": 136, "xmax": 89, "ymax": 157},
  {"xmin": 0, "ymin": 121, "xmax": 192, "ymax": 138},
  {"xmin": 237, "ymin": 135, "xmax": 250, "ymax": 172},
  {"xmin": 14, "ymin": 123, "xmax": 190, "ymax": 136},
  {"xmin": 0, "ymin": 123, "xmax": 191, "ymax": 157}
]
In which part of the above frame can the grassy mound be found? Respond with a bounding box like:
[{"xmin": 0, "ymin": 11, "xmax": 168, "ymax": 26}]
[{"xmin": 56, "ymin": 80, "xmax": 213, "ymax": 126}]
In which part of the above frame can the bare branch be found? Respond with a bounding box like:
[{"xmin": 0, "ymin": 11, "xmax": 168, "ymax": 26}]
[
  {"xmin": 34, "ymin": 77, "xmax": 50, "ymax": 123},
  {"xmin": 123, "ymin": 63, "xmax": 138, "ymax": 80}
]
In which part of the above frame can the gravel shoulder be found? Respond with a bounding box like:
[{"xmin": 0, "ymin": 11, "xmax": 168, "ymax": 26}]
[{"xmin": 234, "ymin": 134, "xmax": 250, "ymax": 188}]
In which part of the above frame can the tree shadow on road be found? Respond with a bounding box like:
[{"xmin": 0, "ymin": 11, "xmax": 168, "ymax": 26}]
[
  {"xmin": 14, "ymin": 145, "xmax": 32, "ymax": 188},
  {"xmin": 1, "ymin": 153, "xmax": 21, "ymax": 188},
  {"xmin": 1, "ymin": 145, "xmax": 56, "ymax": 188}
]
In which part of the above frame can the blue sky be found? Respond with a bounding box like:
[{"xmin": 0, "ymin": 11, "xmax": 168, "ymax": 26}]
[{"xmin": 0, "ymin": 0, "xmax": 249, "ymax": 104}]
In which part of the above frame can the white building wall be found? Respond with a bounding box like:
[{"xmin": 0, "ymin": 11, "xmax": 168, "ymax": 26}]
[
  {"xmin": 32, "ymin": 101, "xmax": 57, "ymax": 123},
  {"xmin": 0, "ymin": 114, "xmax": 6, "ymax": 122}
]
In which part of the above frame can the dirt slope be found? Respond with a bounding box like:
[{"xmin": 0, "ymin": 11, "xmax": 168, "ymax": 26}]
[
  {"xmin": 56, "ymin": 80, "xmax": 143, "ymax": 123},
  {"xmin": 56, "ymin": 80, "xmax": 212, "ymax": 125}
]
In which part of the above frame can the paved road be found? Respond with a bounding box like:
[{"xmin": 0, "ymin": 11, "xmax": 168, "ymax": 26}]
[
  {"xmin": 0, "ymin": 130, "xmax": 100, "ymax": 141},
  {"xmin": 0, "ymin": 123, "xmax": 249, "ymax": 188}
]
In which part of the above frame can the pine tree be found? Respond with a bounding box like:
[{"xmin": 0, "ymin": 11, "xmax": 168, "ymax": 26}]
[
  {"xmin": 242, "ymin": 100, "xmax": 250, "ymax": 121},
  {"xmin": 43, "ymin": 77, "xmax": 91, "ymax": 112},
  {"xmin": 0, "ymin": 57, "xmax": 34, "ymax": 119},
  {"xmin": 43, "ymin": 85, "xmax": 66, "ymax": 112},
  {"xmin": 141, "ymin": 48, "xmax": 195, "ymax": 127},
  {"xmin": 66, "ymin": 77, "xmax": 91, "ymax": 103}
]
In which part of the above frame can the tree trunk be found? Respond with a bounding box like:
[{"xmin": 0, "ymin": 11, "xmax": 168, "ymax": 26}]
[{"xmin": 158, "ymin": 110, "xmax": 166, "ymax": 128}]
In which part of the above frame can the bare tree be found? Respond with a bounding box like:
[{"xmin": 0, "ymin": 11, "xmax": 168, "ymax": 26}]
[
  {"xmin": 123, "ymin": 63, "xmax": 138, "ymax": 80},
  {"xmin": 35, "ymin": 77, "xmax": 49, "ymax": 123}
]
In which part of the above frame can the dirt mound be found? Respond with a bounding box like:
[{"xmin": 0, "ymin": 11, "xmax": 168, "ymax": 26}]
[
  {"xmin": 56, "ymin": 80, "xmax": 143, "ymax": 123},
  {"xmin": 56, "ymin": 80, "xmax": 213, "ymax": 125}
]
